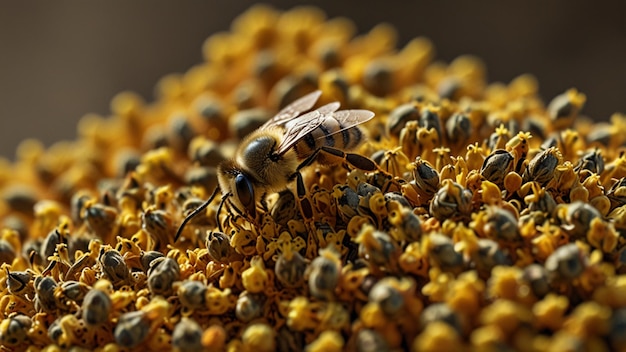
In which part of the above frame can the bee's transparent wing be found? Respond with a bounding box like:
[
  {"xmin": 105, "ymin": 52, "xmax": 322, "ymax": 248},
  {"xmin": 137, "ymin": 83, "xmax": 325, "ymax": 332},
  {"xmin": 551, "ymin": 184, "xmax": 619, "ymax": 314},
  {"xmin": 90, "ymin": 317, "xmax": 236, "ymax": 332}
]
[
  {"xmin": 274, "ymin": 110, "xmax": 325, "ymax": 156},
  {"xmin": 260, "ymin": 90, "xmax": 322, "ymax": 129},
  {"xmin": 311, "ymin": 102, "xmax": 341, "ymax": 115},
  {"xmin": 314, "ymin": 109, "xmax": 375, "ymax": 140},
  {"xmin": 275, "ymin": 106, "xmax": 373, "ymax": 156}
]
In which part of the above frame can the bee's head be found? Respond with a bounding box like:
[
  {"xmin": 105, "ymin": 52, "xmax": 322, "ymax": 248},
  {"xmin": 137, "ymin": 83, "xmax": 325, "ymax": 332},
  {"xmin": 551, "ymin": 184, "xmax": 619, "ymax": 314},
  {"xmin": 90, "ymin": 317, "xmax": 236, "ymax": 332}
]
[{"xmin": 217, "ymin": 160, "xmax": 257, "ymax": 219}]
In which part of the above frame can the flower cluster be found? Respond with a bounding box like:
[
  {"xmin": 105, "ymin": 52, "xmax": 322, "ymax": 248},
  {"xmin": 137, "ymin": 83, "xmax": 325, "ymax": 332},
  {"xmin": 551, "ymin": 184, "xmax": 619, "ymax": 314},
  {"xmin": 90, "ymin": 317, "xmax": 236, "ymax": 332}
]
[{"xmin": 0, "ymin": 5, "xmax": 625, "ymax": 352}]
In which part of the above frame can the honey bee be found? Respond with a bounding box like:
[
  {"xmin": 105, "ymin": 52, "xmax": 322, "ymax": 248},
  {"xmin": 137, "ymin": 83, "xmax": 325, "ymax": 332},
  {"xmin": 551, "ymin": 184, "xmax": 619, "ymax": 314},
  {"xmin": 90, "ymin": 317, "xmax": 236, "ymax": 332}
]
[{"xmin": 176, "ymin": 90, "xmax": 377, "ymax": 240}]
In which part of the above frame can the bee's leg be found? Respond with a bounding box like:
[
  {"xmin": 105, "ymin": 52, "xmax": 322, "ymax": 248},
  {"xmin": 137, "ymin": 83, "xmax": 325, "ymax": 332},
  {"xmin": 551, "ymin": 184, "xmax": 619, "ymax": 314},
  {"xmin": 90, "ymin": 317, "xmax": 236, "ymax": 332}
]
[
  {"xmin": 291, "ymin": 147, "xmax": 383, "ymax": 221},
  {"xmin": 225, "ymin": 203, "xmax": 251, "ymax": 232},
  {"xmin": 291, "ymin": 145, "xmax": 379, "ymax": 175},
  {"xmin": 294, "ymin": 171, "xmax": 322, "ymax": 258},
  {"xmin": 228, "ymin": 201, "xmax": 260, "ymax": 229},
  {"xmin": 285, "ymin": 149, "xmax": 320, "ymax": 220},
  {"xmin": 295, "ymin": 171, "xmax": 314, "ymax": 220},
  {"xmin": 288, "ymin": 148, "xmax": 328, "ymax": 221},
  {"xmin": 293, "ymin": 148, "xmax": 323, "ymax": 175},
  {"xmin": 317, "ymin": 146, "xmax": 379, "ymax": 172},
  {"xmin": 259, "ymin": 191, "xmax": 269, "ymax": 212}
]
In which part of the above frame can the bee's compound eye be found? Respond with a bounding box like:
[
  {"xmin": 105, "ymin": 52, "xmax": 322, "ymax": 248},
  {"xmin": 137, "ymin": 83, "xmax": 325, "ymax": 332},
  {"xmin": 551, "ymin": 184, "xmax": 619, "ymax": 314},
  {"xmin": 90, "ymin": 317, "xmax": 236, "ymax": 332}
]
[{"xmin": 235, "ymin": 174, "xmax": 255, "ymax": 211}]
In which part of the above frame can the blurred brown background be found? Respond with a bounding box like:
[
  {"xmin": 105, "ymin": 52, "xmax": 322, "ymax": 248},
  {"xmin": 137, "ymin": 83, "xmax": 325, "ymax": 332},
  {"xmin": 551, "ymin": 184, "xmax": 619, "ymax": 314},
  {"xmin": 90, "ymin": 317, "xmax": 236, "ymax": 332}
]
[{"xmin": 0, "ymin": 1, "xmax": 624, "ymax": 160}]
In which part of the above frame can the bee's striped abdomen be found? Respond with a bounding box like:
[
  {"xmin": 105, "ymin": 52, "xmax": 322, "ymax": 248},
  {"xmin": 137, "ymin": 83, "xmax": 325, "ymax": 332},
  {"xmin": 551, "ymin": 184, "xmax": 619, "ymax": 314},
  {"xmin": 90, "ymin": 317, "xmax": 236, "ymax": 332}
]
[
  {"xmin": 293, "ymin": 116, "xmax": 365, "ymax": 160},
  {"xmin": 341, "ymin": 126, "xmax": 362, "ymax": 150}
]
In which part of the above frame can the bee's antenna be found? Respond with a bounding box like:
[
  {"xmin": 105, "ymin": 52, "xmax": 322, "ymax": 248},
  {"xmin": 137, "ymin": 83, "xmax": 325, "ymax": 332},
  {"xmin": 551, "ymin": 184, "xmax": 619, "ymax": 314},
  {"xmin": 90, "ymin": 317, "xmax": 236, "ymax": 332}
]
[
  {"xmin": 216, "ymin": 193, "xmax": 230, "ymax": 233},
  {"xmin": 174, "ymin": 187, "xmax": 220, "ymax": 242}
]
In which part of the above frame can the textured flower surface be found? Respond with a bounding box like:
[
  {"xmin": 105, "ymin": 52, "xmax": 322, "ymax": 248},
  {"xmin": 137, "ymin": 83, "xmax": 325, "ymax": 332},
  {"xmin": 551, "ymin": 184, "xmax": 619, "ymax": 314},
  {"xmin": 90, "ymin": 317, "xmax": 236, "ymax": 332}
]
[{"xmin": 0, "ymin": 5, "xmax": 625, "ymax": 352}]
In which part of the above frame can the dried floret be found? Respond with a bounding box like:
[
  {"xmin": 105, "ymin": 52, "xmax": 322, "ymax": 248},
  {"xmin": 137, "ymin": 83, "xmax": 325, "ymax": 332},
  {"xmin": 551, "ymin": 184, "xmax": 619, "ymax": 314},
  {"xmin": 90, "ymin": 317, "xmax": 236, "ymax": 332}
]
[{"xmin": 172, "ymin": 318, "xmax": 203, "ymax": 352}]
